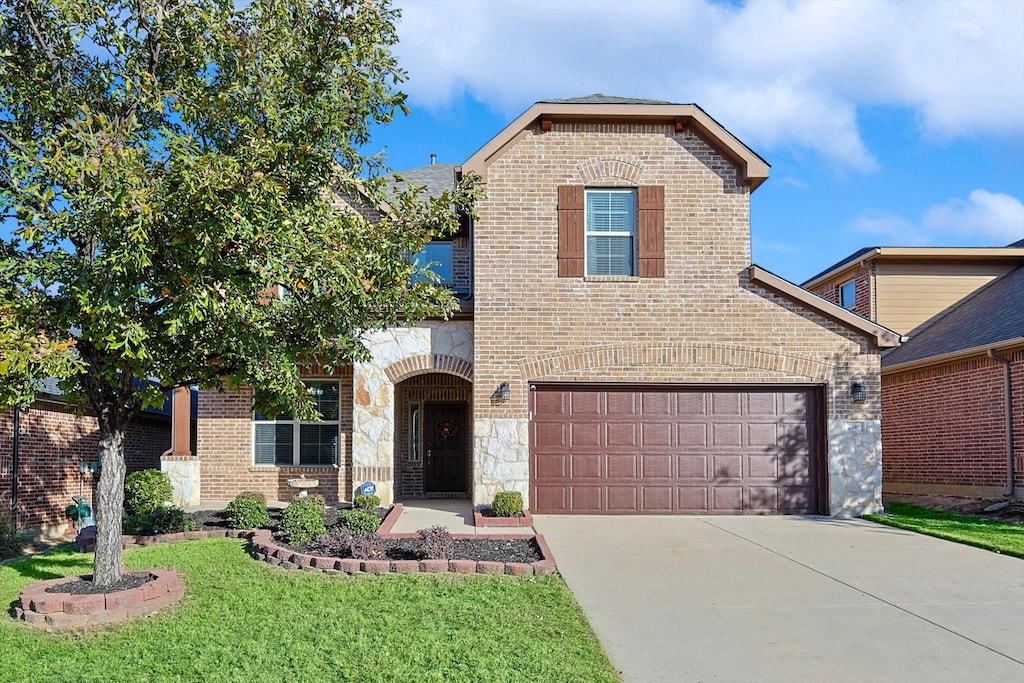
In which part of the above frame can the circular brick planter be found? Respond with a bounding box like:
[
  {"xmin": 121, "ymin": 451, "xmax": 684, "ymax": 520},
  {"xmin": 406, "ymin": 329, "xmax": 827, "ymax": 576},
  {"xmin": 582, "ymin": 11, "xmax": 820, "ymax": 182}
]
[{"xmin": 15, "ymin": 569, "xmax": 184, "ymax": 630}]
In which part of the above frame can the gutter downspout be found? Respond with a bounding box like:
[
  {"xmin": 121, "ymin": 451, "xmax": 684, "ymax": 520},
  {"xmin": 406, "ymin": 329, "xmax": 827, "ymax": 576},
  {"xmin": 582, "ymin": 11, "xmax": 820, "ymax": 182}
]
[
  {"xmin": 11, "ymin": 407, "xmax": 21, "ymax": 525},
  {"xmin": 987, "ymin": 350, "xmax": 1016, "ymax": 498}
]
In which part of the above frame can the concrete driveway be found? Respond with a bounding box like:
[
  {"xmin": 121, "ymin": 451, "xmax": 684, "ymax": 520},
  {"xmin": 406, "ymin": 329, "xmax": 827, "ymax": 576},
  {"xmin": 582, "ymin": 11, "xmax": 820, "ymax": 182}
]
[{"xmin": 533, "ymin": 515, "xmax": 1024, "ymax": 683}]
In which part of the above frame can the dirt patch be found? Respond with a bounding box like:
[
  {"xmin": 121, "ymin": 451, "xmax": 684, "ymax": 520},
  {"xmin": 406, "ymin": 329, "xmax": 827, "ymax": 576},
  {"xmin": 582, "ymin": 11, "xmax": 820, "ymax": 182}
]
[{"xmin": 884, "ymin": 493, "xmax": 1024, "ymax": 525}]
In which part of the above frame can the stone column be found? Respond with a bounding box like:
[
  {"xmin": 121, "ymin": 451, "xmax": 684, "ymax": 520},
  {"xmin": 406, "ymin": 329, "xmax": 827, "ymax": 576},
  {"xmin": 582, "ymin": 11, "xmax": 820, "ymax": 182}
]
[
  {"xmin": 161, "ymin": 387, "xmax": 200, "ymax": 508},
  {"xmin": 351, "ymin": 361, "xmax": 396, "ymax": 505},
  {"xmin": 828, "ymin": 419, "xmax": 883, "ymax": 517}
]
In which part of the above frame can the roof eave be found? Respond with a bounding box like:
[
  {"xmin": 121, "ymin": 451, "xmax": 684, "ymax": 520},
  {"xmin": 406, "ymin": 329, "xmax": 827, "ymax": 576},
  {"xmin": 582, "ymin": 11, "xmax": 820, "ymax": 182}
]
[
  {"xmin": 747, "ymin": 265, "xmax": 901, "ymax": 348},
  {"xmin": 882, "ymin": 337, "xmax": 1024, "ymax": 374},
  {"xmin": 802, "ymin": 246, "xmax": 1024, "ymax": 289},
  {"xmin": 462, "ymin": 102, "xmax": 769, "ymax": 191}
]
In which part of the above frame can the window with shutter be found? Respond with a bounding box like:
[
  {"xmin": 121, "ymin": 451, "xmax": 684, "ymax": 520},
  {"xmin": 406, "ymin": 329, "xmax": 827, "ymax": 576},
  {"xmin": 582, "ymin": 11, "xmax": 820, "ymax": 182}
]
[
  {"xmin": 586, "ymin": 189, "xmax": 637, "ymax": 276},
  {"xmin": 253, "ymin": 380, "xmax": 339, "ymax": 466}
]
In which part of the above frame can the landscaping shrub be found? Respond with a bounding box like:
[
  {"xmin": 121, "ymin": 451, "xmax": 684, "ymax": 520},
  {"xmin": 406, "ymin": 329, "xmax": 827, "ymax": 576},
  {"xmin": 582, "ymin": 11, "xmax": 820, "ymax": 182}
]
[
  {"xmin": 226, "ymin": 491, "xmax": 270, "ymax": 530},
  {"xmin": 282, "ymin": 495, "xmax": 327, "ymax": 545},
  {"xmin": 350, "ymin": 532, "xmax": 385, "ymax": 560},
  {"xmin": 124, "ymin": 506, "xmax": 197, "ymax": 535},
  {"xmin": 309, "ymin": 529, "xmax": 354, "ymax": 557},
  {"xmin": 124, "ymin": 469, "xmax": 173, "ymax": 515},
  {"xmin": 417, "ymin": 525, "xmax": 455, "ymax": 560},
  {"xmin": 338, "ymin": 509, "xmax": 380, "ymax": 536},
  {"xmin": 0, "ymin": 509, "xmax": 20, "ymax": 560},
  {"xmin": 353, "ymin": 494, "xmax": 381, "ymax": 511},
  {"xmin": 491, "ymin": 491, "xmax": 524, "ymax": 517}
]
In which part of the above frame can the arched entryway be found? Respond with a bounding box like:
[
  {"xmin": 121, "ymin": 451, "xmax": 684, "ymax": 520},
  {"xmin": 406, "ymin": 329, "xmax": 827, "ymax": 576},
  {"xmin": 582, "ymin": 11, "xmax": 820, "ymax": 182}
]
[{"xmin": 393, "ymin": 373, "xmax": 472, "ymax": 499}]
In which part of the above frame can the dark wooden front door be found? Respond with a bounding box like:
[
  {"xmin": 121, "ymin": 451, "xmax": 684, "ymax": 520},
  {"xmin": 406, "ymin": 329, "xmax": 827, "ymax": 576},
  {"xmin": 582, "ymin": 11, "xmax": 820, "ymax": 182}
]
[{"xmin": 424, "ymin": 402, "xmax": 467, "ymax": 494}]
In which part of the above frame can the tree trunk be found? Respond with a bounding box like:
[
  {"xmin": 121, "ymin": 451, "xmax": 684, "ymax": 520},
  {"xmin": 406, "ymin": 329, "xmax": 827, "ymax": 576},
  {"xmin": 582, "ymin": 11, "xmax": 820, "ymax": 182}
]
[{"xmin": 92, "ymin": 423, "xmax": 127, "ymax": 587}]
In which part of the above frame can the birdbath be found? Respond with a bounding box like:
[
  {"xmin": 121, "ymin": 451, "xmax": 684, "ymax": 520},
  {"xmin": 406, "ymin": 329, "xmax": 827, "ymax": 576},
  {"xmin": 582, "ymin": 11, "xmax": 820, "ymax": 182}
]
[{"xmin": 286, "ymin": 478, "xmax": 320, "ymax": 499}]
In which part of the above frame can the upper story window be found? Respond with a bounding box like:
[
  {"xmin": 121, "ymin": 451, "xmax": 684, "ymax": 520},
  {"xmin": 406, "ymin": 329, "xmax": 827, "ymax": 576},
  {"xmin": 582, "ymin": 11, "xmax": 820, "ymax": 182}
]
[
  {"xmin": 840, "ymin": 280, "xmax": 857, "ymax": 309},
  {"xmin": 585, "ymin": 189, "xmax": 637, "ymax": 276},
  {"xmin": 412, "ymin": 242, "xmax": 454, "ymax": 286},
  {"xmin": 253, "ymin": 380, "xmax": 339, "ymax": 466}
]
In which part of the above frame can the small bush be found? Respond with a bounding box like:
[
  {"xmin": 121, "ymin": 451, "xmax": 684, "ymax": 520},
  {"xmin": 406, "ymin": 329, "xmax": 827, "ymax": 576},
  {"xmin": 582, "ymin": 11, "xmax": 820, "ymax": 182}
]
[
  {"xmin": 350, "ymin": 532, "xmax": 385, "ymax": 560},
  {"xmin": 124, "ymin": 506, "xmax": 197, "ymax": 535},
  {"xmin": 0, "ymin": 510, "xmax": 21, "ymax": 560},
  {"xmin": 226, "ymin": 492, "xmax": 270, "ymax": 530},
  {"xmin": 491, "ymin": 491, "xmax": 524, "ymax": 518},
  {"xmin": 353, "ymin": 494, "xmax": 381, "ymax": 511},
  {"xmin": 417, "ymin": 525, "xmax": 455, "ymax": 560},
  {"xmin": 338, "ymin": 508, "xmax": 380, "ymax": 536},
  {"xmin": 282, "ymin": 496, "xmax": 327, "ymax": 545},
  {"xmin": 124, "ymin": 469, "xmax": 173, "ymax": 515},
  {"xmin": 309, "ymin": 529, "xmax": 354, "ymax": 557}
]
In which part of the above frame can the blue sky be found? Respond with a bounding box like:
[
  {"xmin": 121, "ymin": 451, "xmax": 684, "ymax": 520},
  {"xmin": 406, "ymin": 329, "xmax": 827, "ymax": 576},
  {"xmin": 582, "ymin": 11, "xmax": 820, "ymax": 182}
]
[{"xmin": 368, "ymin": 0, "xmax": 1024, "ymax": 283}]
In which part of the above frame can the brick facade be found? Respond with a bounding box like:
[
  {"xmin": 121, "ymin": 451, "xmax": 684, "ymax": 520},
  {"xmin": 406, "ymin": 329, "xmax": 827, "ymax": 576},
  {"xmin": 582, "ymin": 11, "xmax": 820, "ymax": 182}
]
[
  {"xmin": 0, "ymin": 401, "xmax": 169, "ymax": 534},
  {"xmin": 192, "ymin": 108, "xmax": 887, "ymax": 516},
  {"xmin": 196, "ymin": 369, "xmax": 353, "ymax": 503},
  {"xmin": 810, "ymin": 263, "xmax": 873, "ymax": 321},
  {"xmin": 883, "ymin": 348, "xmax": 1024, "ymax": 496}
]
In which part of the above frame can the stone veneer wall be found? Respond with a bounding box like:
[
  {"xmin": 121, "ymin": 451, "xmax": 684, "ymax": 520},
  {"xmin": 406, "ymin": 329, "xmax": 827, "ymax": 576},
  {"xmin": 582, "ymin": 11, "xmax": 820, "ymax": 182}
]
[
  {"xmin": 470, "ymin": 119, "xmax": 884, "ymax": 516},
  {"xmin": 352, "ymin": 321, "xmax": 473, "ymax": 505}
]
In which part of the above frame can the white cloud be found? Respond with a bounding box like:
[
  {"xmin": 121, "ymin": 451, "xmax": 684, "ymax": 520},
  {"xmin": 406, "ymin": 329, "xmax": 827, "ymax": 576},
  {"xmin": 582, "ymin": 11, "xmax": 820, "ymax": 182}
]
[
  {"xmin": 851, "ymin": 190, "xmax": 1024, "ymax": 244},
  {"xmin": 393, "ymin": 0, "xmax": 1024, "ymax": 170},
  {"xmin": 923, "ymin": 190, "xmax": 1024, "ymax": 242}
]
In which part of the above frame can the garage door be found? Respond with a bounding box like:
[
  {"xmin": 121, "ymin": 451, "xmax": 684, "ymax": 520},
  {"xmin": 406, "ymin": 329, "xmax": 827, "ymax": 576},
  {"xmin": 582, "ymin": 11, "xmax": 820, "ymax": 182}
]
[{"xmin": 530, "ymin": 385, "xmax": 823, "ymax": 514}]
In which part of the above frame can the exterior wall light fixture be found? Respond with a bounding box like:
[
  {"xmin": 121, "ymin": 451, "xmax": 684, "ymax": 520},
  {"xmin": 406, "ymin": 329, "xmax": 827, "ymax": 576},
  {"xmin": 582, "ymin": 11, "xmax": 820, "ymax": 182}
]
[
  {"xmin": 498, "ymin": 382, "xmax": 511, "ymax": 402},
  {"xmin": 850, "ymin": 382, "xmax": 867, "ymax": 403}
]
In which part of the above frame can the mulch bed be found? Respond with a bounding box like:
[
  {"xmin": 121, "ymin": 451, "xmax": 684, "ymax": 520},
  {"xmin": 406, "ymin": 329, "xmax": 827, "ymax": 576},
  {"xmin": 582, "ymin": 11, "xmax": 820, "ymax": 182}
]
[
  {"xmin": 282, "ymin": 536, "xmax": 542, "ymax": 564},
  {"xmin": 885, "ymin": 494, "xmax": 1024, "ymax": 525},
  {"xmin": 44, "ymin": 572, "xmax": 155, "ymax": 595}
]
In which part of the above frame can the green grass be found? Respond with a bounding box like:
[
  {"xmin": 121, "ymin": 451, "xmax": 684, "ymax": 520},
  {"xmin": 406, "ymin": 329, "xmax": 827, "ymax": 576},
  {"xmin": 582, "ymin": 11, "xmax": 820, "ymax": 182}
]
[
  {"xmin": 865, "ymin": 502, "xmax": 1024, "ymax": 558},
  {"xmin": 1, "ymin": 539, "xmax": 619, "ymax": 683}
]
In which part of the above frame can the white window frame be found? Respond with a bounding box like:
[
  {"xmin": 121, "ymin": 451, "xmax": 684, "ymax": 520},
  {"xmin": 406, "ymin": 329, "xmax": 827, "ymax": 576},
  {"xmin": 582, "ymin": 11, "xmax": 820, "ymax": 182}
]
[
  {"xmin": 840, "ymin": 280, "xmax": 857, "ymax": 309},
  {"xmin": 252, "ymin": 380, "xmax": 339, "ymax": 467},
  {"xmin": 584, "ymin": 188, "xmax": 637, "ymax": 277}
]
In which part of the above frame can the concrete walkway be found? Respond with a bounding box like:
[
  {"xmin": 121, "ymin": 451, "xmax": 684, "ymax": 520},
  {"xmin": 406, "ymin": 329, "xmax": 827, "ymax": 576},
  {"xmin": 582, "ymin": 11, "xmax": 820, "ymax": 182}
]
[
  {"xmin": 388, "ymin": 500, "xmax": 529, "ymax": 535},
  {"xmin": 533, "ymin": 515, "xmax": 1024, "ymax": 683}
]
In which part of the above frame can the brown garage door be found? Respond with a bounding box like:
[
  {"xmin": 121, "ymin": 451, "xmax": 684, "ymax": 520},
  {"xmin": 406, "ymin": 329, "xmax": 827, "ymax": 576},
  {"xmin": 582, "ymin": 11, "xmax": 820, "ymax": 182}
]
[{"xmin": 530, "ymin": 385, "xmax": 824, "ymax": 514}]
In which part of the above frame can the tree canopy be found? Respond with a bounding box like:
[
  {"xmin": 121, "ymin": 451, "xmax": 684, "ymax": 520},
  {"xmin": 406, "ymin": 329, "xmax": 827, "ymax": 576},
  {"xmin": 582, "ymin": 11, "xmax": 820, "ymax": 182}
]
[{"xmin": 0, "ymin": 0, "xmax": 477, "ymax": 585}]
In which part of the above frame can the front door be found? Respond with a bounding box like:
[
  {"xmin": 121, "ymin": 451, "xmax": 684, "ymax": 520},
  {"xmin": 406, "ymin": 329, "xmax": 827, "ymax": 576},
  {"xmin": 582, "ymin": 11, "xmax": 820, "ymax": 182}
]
[{"xmin": 424, "ymin": 402, "xmax": 467, "ymax": 494}]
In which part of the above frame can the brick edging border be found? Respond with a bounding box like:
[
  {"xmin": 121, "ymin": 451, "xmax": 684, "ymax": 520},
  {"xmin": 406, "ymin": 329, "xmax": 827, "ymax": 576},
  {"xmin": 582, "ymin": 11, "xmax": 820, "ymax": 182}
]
[
  {"xmin": 473, "ymin": 509, "xmax": 535, "ymax": 527},
  {"xmin": 248, "ymin": 528, "xmax": 557, "ymax": 576},
  {"xmin": 15, "ymin": 569, "xmax": 184, "ymax": 630}
]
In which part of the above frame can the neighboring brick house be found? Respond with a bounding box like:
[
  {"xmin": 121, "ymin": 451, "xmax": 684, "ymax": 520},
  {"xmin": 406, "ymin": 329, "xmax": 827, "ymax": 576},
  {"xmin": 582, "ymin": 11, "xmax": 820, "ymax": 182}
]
[
  {"xmin": 0, "ymin": 379, "xmax": 183, "ymax": 536},
  {"xmin": 189, "ymin": 95, "xmax": 900, "ymax": 517},
  {"xmin": 805, "ymin": 240, "xmax": 1024, "ymax": 498}
]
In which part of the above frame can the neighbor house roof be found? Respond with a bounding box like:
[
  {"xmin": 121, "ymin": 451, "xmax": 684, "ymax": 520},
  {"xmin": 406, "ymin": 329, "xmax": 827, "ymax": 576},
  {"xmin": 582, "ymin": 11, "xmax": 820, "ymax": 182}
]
[
  {"xmin": 746, "ymin": 265, "xmax": 901, "ymax": 348},
  {"xmin": 882, "ymin": 266, "xmax": 1024, "ymax": 371},
  {"xmin": 461, "ymin": 95, "xmax": 770, "ymax": 190},
  {"xmin": 802, "ymin": 245, "xmax": 1024, "ymax": 289}
]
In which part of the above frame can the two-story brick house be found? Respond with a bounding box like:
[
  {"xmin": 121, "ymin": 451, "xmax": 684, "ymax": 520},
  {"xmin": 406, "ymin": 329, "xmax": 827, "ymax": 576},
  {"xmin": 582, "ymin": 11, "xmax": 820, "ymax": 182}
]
[
  {"xmin": 805, "ymin": 241, "xmax": 1024, "ymax": 499},
  {"xmin": 187, "ymin": 96, "xmax": 899, "ymax": 517}
]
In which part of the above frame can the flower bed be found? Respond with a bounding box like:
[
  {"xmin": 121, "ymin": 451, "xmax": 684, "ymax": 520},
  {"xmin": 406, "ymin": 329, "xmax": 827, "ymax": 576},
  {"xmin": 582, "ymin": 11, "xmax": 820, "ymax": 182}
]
[{"xmin": 249, "ymin": 528, "xmax": 556, "ymax": 576}]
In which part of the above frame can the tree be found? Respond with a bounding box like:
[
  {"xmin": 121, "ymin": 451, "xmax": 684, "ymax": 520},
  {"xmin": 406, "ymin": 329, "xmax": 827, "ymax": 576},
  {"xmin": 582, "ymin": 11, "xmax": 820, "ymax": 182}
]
[{"xmin": 0, "ymin": 0, "xmax": 476, "ymax": 586}]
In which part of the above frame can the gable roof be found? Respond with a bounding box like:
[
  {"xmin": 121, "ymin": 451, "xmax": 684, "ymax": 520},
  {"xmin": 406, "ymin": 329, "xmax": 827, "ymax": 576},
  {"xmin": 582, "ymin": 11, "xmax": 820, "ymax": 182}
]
[
  {"xmin": 882, "ymin": 266, "xmax": 1024, "ymax": 370},
  {"xmin": 802, "ymin": 245, "xmax": 1024, "ymax": 289},
  {"xmin": 461, "ymin": 96, "xmax": 770, "ymax": 191},
  {"xmin": 746, "ymin": 265, "xmax": 901, "ymax": 348}
]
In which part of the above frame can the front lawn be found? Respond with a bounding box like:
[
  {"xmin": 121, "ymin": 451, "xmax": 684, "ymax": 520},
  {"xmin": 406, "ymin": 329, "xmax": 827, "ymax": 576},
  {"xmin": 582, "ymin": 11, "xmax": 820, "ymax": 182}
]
[
  {"xmin": 1, "ymin": 539, "xmax": 619, "ymax": 683},
  {"xmin": 865, "ymin": 501, "xmax": 1024, "ymax": 558}
]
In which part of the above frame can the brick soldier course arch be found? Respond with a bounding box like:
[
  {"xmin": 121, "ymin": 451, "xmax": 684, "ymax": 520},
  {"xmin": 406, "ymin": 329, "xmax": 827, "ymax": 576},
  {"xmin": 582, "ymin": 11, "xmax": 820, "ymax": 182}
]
[
  {"xmin": 519, "ymin": 343, "xmax": 833, "ymax": 384},
  {"xmin": 384, "ymin": 354, "xmax": 474, "ymax": 384},
  {"xmin": 576, "ymin": 157, "xmax": 645, "ymax": 185}
]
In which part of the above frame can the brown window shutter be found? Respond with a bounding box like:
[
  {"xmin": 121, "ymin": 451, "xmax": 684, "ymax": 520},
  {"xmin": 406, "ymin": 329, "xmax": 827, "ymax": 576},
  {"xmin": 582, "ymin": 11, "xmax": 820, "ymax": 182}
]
[
  {"xmin": 557, "ymin": 185, "xmax": 585, "ymax": 277},
  {"xmin": 638, "ymin": 186, "xmax": 665, "ymax": 277}
]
